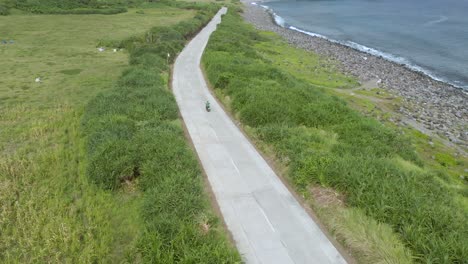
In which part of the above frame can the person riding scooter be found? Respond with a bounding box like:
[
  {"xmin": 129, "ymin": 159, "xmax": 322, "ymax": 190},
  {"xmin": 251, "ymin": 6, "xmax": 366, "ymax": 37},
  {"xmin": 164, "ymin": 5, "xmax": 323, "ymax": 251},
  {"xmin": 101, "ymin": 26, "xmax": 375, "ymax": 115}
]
[{"xmin": 205, "ymin": 100, "xmax": 211, "ymax": 112}]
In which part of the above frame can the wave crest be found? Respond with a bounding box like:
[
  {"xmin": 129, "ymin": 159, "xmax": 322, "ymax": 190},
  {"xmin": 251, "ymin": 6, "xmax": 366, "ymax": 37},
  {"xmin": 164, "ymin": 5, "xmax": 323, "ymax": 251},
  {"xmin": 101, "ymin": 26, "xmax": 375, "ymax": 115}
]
[
  {"xmin": 286, "ymin": 26, "xmax": 466, "ymax": 90},
  {"xmin": 255, "ymin": 3, "xmax": 288, "ymax": 28}
]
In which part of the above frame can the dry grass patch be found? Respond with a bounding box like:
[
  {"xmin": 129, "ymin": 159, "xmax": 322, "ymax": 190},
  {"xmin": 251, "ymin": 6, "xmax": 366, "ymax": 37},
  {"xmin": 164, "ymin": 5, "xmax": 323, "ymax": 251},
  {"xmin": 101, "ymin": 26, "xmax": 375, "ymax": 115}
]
[{"xmin": 309, "ymin": 185, "xmax": 414, "ymax": 264}]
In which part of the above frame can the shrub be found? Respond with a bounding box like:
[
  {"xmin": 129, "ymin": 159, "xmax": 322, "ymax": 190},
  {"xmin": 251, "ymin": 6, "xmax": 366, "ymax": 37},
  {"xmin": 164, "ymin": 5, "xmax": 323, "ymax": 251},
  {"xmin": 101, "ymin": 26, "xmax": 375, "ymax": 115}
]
[
  {"xmin": 203, "ymin": 10, "xmax": 468, "ymax": 262},
  {"xmin": 129, "ymin": 52, "xmax": 168, "ymax": 71},
  {"xmin": 146, "ymin": 26, "xmax": 184, "ymax": 44},
  {"xmin": 11, "ymin": 0, "xmax": 130, "ymax": 14},
  {"xmin": 118, "ymin": 66, "xmax": 164, "ymax": 87},
  {"xmin": 0, "ymin": 4, "xmax": 9, "ymax": 15},
  {"xmin": 81, "ymin": 5, "xmax": 240, "ymax": 262},
  {"xmin": 118, "ymin": 35, "xmax": 144, "ymax": 51},
  {"xmin": 84, "ymin": 114, "xmax": 137, "ymax": 155},
  {"xmin": 88, "ymin": 138, "xmax": 137, "ymax": 190},
  {"xmin": 45, "ymin": 7, "xmax": 127, "ymax": 15}
]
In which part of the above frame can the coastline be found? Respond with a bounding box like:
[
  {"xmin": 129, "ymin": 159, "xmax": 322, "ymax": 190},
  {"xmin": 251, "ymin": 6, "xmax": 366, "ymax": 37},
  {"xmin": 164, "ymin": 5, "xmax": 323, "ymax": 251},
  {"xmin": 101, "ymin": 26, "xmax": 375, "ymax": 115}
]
[{"xmin": 241, "ymin": 0, "xmax": 468, "ymax": 149}]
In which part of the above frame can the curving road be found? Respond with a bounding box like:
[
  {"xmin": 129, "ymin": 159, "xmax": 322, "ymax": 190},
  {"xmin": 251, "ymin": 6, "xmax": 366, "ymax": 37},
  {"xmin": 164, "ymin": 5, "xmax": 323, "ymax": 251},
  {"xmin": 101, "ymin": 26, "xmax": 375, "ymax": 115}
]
[{"xmin": 172, "ymin": 7, "xmax": 347, "ymax": 264}]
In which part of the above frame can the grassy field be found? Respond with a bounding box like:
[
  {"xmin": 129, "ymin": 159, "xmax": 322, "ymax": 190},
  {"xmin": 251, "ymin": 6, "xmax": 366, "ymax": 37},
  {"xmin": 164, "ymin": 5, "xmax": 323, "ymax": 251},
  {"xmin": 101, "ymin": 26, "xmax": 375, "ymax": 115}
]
[
  {"xmin": 254, "ymin": 32, "xmax": 468, "ymax": 196},
  {"xmin": 203, "ymin": 10, "xmax": 468, "ymax": 263},
  {"xmin": 0, "ymin": 4, "xmax": 239, "ymax": 262},
  {"xmin": 0, "ymin": 0, "xmax": 136, "ymax": 15}
]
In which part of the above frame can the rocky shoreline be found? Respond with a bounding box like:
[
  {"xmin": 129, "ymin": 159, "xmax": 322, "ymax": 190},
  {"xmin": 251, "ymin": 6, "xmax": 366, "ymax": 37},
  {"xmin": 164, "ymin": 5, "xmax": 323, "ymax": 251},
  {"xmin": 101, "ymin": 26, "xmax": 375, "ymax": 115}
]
[{"xmin": 241, "ymin": 1, "xmax": 468, "ymax": 149}]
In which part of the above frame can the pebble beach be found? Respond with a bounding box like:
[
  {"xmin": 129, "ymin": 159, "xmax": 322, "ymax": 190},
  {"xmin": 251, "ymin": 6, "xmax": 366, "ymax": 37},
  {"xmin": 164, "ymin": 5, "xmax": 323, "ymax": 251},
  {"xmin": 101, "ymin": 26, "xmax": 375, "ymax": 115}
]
[{"xmin": 241, "ymin": 1, "xmax": 468, "ymax": 149}]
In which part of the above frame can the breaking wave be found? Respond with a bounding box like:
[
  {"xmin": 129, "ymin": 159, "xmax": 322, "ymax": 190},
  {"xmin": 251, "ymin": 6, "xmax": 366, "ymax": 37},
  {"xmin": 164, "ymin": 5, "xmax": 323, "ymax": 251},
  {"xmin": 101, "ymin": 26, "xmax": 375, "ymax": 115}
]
[{"xmin": 252, "ymin": 1, "xmax": 468, "ymax": 90}]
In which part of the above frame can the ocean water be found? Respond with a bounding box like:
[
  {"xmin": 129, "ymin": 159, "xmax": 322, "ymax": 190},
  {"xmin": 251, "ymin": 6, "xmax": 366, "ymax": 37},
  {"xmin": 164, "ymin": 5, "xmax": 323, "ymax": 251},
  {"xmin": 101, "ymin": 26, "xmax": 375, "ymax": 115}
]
[{"xmin": 262, "ymin": 0, "xmax": 468, "ymax": 90}]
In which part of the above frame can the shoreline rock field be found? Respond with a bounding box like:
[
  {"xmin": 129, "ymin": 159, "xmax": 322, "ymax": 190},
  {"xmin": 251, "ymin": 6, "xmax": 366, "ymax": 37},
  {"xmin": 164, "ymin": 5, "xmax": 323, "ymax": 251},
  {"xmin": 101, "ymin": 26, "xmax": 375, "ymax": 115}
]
[{"xmin": 241, "ymin": 1, "xmax": 468, "ymax": 149}]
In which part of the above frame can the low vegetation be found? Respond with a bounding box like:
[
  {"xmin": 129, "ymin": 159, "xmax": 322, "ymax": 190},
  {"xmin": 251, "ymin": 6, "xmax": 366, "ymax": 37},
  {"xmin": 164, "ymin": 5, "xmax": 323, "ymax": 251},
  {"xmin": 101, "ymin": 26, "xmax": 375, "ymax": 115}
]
[
  {"xmin": 203, "ymin": 10, "xmax": 467, "ymax": 263},
  {"xmin": 0, "ymin": 3, "xmax": 9, "ymax": 15},
  {"xmin": 81, "ymin": 4, "xmax": 240, "ymax": 262},
  {"xmin": 1, "ymin": 2, "xmax": 239, "ymax": 262},
  {"xmin": 0, "ymin": 0, "xmax": 139, "ymax": 14}
]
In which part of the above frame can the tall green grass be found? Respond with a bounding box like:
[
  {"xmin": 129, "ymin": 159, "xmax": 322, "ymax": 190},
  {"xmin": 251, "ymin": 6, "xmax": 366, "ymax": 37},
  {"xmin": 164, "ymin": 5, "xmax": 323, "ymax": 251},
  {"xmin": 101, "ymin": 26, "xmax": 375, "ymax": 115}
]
[
  {"xmin": 3, "ymin": 0, "xmax": 139, "ymax": 14},
  {"xmin": 203, "ymin": 10, "xmax": 467, "ymax": 263},
  {"xmin": 82, "ymin": 4, "xmax": 240, "ymax": 262},
  {"xmin": 0, "ymin": 5, "xmax": 197, "ymax": 261},
  {"xmin": 0, "ymin": 4, "xmax": 9, "ymax": 15},
  {"xmin": 0, "ymin": 0, "xmax": 12, "ymax": 14}
]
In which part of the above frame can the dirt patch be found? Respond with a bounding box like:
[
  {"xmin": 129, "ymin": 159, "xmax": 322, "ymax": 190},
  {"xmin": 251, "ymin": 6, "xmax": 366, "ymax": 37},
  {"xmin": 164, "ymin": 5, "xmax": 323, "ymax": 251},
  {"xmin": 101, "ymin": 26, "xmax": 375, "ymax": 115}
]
[
  {"xmin": 309, "ymin": 185, "xmax": 345, "ymax": 208},
  {"xmin": 199, "ymin": 219, "xmax": 211, "ymax": 235},
  {"xmin": 121, "ymin": 167, "xmax": 140, "ymax": 193}
]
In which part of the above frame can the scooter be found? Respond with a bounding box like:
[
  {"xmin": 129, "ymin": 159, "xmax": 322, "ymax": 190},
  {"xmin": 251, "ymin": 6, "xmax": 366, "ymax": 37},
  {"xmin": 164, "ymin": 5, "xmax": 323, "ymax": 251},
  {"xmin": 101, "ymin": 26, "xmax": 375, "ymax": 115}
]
[{"xmin": 205, "ymin": 101, "xmax": 211, "ymax": 112}]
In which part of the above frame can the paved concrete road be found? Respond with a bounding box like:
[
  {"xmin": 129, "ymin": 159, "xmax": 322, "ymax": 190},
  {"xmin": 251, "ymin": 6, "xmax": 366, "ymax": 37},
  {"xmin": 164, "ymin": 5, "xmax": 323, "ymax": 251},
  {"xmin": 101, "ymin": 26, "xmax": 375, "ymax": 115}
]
[{"xmin": 172, "ymin": 8, "xmax": 347, "ymax": 264}]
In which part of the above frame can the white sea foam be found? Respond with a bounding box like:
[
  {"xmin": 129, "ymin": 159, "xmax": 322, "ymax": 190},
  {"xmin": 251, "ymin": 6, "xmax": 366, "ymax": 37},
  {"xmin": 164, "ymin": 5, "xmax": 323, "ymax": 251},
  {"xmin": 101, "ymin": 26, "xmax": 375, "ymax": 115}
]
[
  {"xmin": 289, "ymin": 26, "xmax": 336, "ymax": 42},
  {"xmin": 424, "ymin": 15, "xmax": 449, "ymax": 26},
  {"xmin": 257, "ymin": 4, "xmax": 287, "ymax": 28},
  {"xmin": 256, "ymin": 2, "xmax": 467, "ymax": 90},
  {"xmin": 272, "ymin": 13, "xmax": 286, "ymax": 27},
  {"xmin": 287, "ymin": 26, "xmax": 467, "ymax": 90}
]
